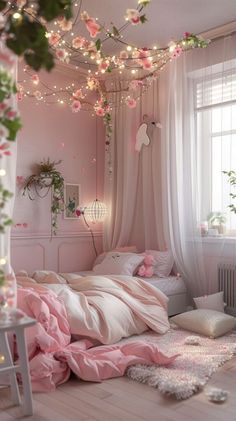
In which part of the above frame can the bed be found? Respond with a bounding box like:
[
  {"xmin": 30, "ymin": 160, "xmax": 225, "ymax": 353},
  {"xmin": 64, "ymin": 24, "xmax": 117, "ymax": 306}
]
[{"xmin": 59, "ymin": 271, "xmax": 187, "ymax": 316}]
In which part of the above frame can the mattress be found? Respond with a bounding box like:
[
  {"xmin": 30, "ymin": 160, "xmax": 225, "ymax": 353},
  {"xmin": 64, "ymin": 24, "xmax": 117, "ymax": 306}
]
[{"xmin": 73, "ymin": 271, "xmax": 187, "ymax": 297}]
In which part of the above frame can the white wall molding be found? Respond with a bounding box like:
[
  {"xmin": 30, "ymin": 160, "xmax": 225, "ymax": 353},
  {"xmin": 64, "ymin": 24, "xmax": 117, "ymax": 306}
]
[{"xmin": 11, "ymin": 230, "xmax": 103, "ymax": 240}]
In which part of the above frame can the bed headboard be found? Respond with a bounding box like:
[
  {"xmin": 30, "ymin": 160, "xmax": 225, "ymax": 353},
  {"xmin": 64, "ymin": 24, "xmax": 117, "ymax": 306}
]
[{"xmin": 11, "ymin": 230, "xmax": 103, "ymax": 275}]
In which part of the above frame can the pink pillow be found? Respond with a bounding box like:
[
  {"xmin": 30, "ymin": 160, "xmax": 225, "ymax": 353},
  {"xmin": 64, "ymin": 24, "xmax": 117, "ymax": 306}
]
[
  {"xmin": 145, "ymin": 250, "xmax": 174, "ymax": 277},
  {"xmin": 93, "ymin": 252, "xmax": 144, "ymax": 276}
]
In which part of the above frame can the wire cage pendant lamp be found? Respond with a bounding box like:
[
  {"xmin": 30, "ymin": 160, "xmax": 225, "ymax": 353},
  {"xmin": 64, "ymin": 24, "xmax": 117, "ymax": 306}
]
[
  {"xmin": 84, "ymin": 117, "xmax": 108, "ymax": 223},
  {"xmin": 84, "ymin": 198, "xmax": 107, "ymax": 223}
]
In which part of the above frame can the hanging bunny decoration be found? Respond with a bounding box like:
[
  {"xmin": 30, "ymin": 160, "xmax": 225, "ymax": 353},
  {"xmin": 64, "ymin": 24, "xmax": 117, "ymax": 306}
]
[{"xmin": 135, "ymin": 114, "xmax": 162, "ymax": 152}]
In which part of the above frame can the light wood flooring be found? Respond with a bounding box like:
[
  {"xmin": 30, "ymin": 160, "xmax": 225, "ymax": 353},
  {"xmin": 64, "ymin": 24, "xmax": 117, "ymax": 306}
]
[{"xmin": 1, "ymin": 357, "xmax": 236, "ymax": 421}]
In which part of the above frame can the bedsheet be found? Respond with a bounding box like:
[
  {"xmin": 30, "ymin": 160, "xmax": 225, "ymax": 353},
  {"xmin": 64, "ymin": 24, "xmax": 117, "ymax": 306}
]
[{"xmin": 62, "ymin": 271, "xmax": 187, "ymax": 297}]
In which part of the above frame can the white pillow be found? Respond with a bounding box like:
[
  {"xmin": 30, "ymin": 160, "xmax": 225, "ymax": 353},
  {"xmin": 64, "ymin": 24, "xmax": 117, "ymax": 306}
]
[
  {"xmin": 93, "ymin": 252, "xmax": 144, "ymax": 276},
  {"xmin": 194, "ymin": 291, "xmax": 224, "ymax": 312},
  {"xmin": 145, "ymin": 250, "xmax": 174, "ymax": 277},
  {"xmin": 171, "ymin": 309, "xmax": 236, "ymax": 338}
]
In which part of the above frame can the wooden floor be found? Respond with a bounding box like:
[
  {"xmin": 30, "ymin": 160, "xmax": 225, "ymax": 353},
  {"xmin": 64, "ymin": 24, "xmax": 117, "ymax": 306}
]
[{"xmin": 1, "ymin": 357, "xmax": 236, "ymax": 421}]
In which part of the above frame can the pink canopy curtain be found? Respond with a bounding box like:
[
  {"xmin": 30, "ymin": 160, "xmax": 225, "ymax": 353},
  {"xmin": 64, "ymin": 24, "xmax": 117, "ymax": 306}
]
[{"xmin": 103, "ymin": 80, "xmax": 166, "ymax": 252}]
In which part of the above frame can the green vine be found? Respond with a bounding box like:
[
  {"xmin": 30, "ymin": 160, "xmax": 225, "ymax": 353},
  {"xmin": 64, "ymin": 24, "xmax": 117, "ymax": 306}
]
[{"xmin": 223, "ymin": 170, "xmax": 236, "ymax": 215}]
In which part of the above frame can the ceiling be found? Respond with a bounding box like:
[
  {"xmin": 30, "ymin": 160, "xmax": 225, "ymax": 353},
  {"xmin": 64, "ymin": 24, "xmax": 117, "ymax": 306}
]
[{"xmin": 78, "ymin": 0, "xmax": 236, "ymax": 50}]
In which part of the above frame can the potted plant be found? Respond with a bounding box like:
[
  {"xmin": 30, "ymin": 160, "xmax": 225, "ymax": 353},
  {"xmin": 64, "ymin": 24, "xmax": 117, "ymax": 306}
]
[
  {"xmin": 207, "ymin": 211, "xmax": 227, "ymax": 235},
  {"xmin": 23, "ymin": 159, "xmax": 64, "ymax": 236}
]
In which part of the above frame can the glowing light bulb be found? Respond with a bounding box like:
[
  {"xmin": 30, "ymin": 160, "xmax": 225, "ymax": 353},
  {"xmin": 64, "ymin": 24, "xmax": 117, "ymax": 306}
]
[
  {"xmin": 169, "ymin": 43, "xmax": 176, "ymax": 53},
  {"xmin": 0, "ymin": 354, "xmax": 5, "ymax": 364},
  {"xmin": 12, "ymin": 12, "xmax": 22, "ymax": 21},
  {"xmin": 0, "ymin": 257, "xmax": 7, "ymax": 265},
  {"xmin": 126, "ymin": 46, "xmax": 132, "ymax": 52},
  {"xmin": 0, "ymin": 169, "xmax": 6, "ymax": 176}
]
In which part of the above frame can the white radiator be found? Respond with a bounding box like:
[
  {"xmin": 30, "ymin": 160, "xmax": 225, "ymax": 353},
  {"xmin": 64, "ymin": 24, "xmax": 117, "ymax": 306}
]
[{"xmin": 218, "ymin": 264, "xmax": 236, "ymax": 316}]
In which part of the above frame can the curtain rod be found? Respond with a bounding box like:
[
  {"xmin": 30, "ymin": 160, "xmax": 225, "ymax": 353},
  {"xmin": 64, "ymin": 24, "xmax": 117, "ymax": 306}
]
[{"xmin": 200, "ymin": 20, "xmax": 236, "ymax": 42}]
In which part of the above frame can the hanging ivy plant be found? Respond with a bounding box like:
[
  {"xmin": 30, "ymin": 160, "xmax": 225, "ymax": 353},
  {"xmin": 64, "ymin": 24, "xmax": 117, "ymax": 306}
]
[
  {"xmin": 23, "ymin": 158, "xmax": 64, "ymax": 235},
  {"xmin": 0, "ymin": 0, "xmax": 73, "ymax": 71}
]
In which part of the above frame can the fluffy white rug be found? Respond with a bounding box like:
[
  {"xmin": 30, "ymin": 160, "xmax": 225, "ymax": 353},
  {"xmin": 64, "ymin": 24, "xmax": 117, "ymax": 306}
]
[{"xmin": 125, "ymin": 327, "xmax": 236, "ymax": 399}]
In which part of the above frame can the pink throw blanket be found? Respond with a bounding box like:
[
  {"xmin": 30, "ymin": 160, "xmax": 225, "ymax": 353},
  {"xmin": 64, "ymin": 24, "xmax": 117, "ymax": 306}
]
[{"xmin": 17, "ymin": 277, "xmax": 178, "ymax": 391}]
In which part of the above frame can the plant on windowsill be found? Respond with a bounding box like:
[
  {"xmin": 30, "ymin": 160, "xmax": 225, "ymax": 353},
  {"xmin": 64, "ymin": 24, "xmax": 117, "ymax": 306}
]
[
  {"xmin": 22, "ymin": 158, "xmax": 64, "ymax": 236},
  {"xmin": 207, "ymin": 211, "xmax": 227, "ymax": 235}
]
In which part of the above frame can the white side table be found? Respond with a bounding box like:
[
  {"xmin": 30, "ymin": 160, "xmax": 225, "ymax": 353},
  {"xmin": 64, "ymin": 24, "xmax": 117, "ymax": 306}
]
[{"xmin": 0, "ymin": 316, "xmax": 36, "ymax": 416}]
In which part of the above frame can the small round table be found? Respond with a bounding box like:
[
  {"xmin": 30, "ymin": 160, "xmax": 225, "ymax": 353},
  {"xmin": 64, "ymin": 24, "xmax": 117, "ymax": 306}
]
[{"xmin": 0, "ymin": 316, "xmax": 36, "ymax": 416}]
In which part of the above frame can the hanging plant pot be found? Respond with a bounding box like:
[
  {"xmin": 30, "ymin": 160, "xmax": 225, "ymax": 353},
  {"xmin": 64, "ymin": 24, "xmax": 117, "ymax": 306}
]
[
  {"xmin": 38, "ymin": 172, "xmax": 53, "ymax": 188},
  {"xmin": 22, "ymin": 159, "xmax": 64, "ymax": 236}
]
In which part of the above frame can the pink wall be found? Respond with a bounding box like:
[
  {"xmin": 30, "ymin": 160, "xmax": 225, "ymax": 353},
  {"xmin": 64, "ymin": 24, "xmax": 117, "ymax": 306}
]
[{"xmin": 11, "ymin": 64, "xmax": 105, "ymax": 274}]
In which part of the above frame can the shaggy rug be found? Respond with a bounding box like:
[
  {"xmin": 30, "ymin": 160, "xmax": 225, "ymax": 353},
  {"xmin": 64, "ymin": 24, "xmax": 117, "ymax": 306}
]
[{"xmin": 125, "ymin": 327, "xmax": 236, "ymax": 400}]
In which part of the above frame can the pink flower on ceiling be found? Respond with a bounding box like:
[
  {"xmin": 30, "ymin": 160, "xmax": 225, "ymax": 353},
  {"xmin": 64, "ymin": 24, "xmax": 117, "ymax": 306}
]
[
  {"xmin": 49, "ymin": 33, "xmax": 61, "ymax": 47},
  {"xmin": 85, "ymin": 18, "xmax": 101, "ymax": 38},
  {"xmin": 58, "ymin": 18, "xmax": 73, "ymax": 31},
  {"xmin": 87, "ymin": 41, "xmax": 96, "ymax": 53},
  {"xmin": 80, "ymin": 11, "xmax": 90, "ymax": 21},
  {"xmin": 126, "ymin": 97, "xmax": 137, "ymax": 109},
  {"xmin": 34, "ymin": 91, "xmax": 42, "ymax": 100},
  {"xmin": 184, "ymin": 32, "xmax": 191, "ymax": 38},
  {"xmin": 73, "ymin": 89, "xmax": 83, "ymax": 99},
  {"xmin": 31, "ymin": 74, "xmax": 39, "ymax": 85},
  {"xmin": 87, "ymin": 77, "xmax": 100, "ymax": 90},
  {"xmin": 0, "ymin": 102, "xmax": 8, "ymax": 115},
  {"xmin": 71, "ymin": 100, "xmax": 81, "ymax": 113},
  {"xmin": 141, "ymin": 58, "xmax": 152, "ymax": 69},
  {"xmin": 95, "ymin": 107, "xmax": 106, "ymax": 117},
  {"xmin": 172, "ymin": 46, "xmax": 183, "ymax": 58},
  {"xmin": 138, "ymin": 48, "xmax": 149, "ymax": 59},
  {"xmin": 125, "ymin": 9, "xmax": 140, "ymax": 25},
  {"xmin": 99, "ymin": 60, "xmax": 109, "ymax": 73},
  {"xmin": 119, "ymin": 50, "xmax": 129, "ymax": 60},
  {"xmin": 56, "ymin": 48, "xmax": 69, "ymax": 63},
  {"xmin": 6, "ymin": 110, "xmax": 17, "ymax": 120},
  {"xmin": 72, "ymin": 36, "xmax": 86, "ymax": 49}
]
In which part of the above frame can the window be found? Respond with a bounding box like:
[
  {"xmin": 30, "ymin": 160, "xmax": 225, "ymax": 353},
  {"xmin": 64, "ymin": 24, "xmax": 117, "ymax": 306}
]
[{"xmin": 195, "ymin": 66, "xmax": 236, "ymax": 233}]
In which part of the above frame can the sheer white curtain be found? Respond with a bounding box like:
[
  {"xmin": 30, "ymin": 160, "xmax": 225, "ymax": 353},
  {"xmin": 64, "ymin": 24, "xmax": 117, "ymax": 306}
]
[
  {"xmin": 0, "ymin": 44, "xmax": 18, "ymax": 302},
  {"xmin": 104, "ymin": 81, "xmax": 166, "ymax": 252},
  {"xmin": 159, "ymin": 33, "xmax": 236, "ymax": 297}
]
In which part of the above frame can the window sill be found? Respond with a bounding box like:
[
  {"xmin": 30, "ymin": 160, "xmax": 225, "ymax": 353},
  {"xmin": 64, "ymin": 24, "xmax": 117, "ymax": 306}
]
[{"xmin": 199, "ymin": 236, "xmax": 236, "ymax": 243}]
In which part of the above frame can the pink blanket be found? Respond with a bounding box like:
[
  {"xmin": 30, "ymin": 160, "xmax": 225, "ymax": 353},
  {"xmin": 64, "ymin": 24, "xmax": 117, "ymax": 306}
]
[{"xmin": 17, "ymin": 281, "xmax": 178, "ymax": 391}]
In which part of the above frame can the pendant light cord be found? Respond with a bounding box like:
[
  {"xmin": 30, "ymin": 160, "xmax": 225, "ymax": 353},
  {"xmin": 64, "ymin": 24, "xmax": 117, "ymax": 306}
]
[{"xmin": 95, "ymin": 116, "xmax": 98, "ymax": 199}]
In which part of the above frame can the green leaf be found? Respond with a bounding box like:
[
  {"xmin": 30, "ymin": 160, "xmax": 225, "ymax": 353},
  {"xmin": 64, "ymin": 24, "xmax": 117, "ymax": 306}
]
[
  {"xmin": 140, "ymin": 14, "xmax": 147, "ymax": 24},
  {"xmin": 112, "ymin": 26, "xmax": 120, "ymax": 37},
  {"xmin": 95, "ymin": 39, "xmax": 101, "ymax": 51},
  {"xmin": 2, "ymin": 117, "xmax": 22, "ymax": 141},
  {"xmin": 0, "ymin": 0, "xmax": 6, "ymax": 11}
]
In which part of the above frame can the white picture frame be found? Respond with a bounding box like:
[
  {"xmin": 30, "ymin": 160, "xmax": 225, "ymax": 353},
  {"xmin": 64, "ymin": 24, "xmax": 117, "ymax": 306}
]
[{"xmin": 64, "ymin": 183, "xmax": 81, "ymax": 219}]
